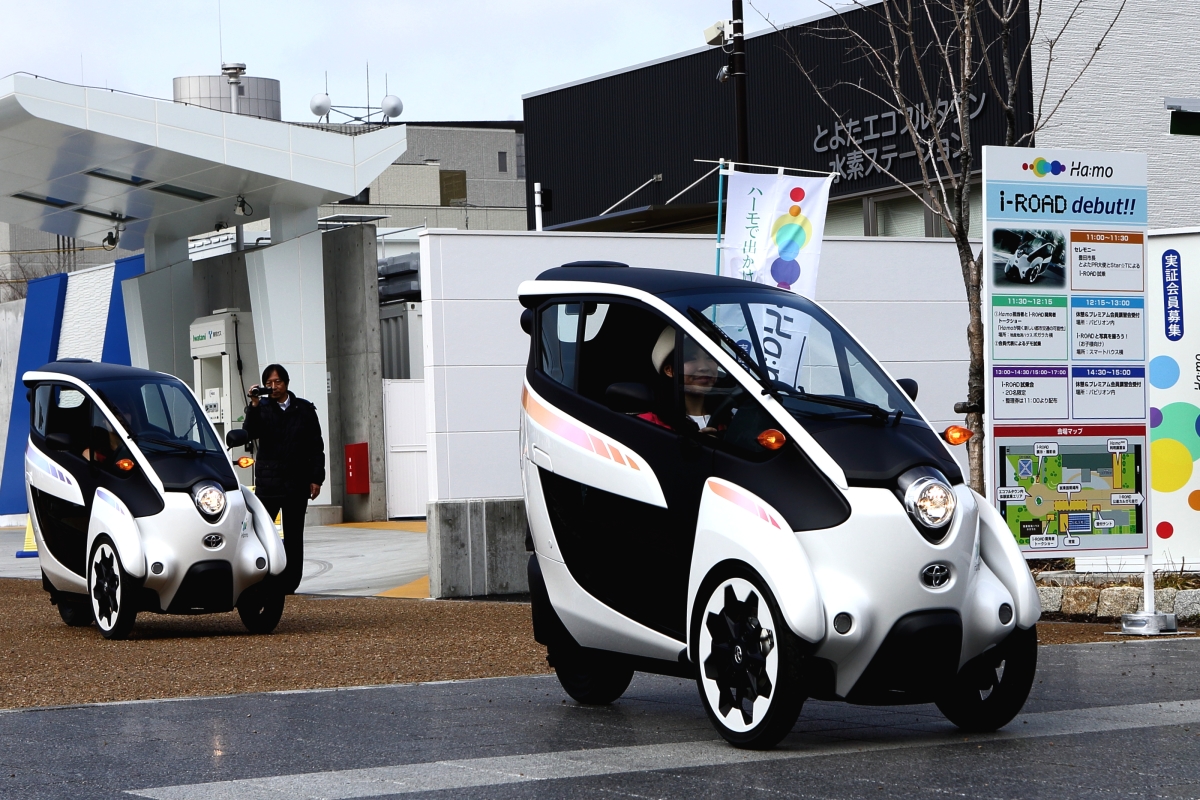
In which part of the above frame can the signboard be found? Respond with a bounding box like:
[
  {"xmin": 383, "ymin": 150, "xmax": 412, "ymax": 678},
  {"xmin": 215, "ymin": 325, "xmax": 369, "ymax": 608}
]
[
  {"xmin": 1147, "ymin": 232, "xmax": 1200, "ymax": 566},
  {"xmin": 982, "ymin": 147, "xmax": 1150, "ymax": 557}
]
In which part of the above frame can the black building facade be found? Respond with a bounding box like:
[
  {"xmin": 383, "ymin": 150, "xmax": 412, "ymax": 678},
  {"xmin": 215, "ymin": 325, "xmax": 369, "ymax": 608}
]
[{"xmin": 522, "ymin": 2, "xmax": 1033, "ymax": 233}]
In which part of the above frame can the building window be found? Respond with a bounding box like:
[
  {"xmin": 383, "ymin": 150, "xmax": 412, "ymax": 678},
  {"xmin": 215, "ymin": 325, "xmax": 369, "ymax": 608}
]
[
  {"xmin": 824, "ymin": 199, "xmax": 865, "ymax": 236},
  {"xmin": 872, "ymin": 193, "xmax": 926, "ymax": 237},
  {"xmin": 439, "ymin": 170, "xmax": 467, "ymax": 206},
  {"xmin": 498, "ymin": 151, "xmax": 508, "ymax": 173}
]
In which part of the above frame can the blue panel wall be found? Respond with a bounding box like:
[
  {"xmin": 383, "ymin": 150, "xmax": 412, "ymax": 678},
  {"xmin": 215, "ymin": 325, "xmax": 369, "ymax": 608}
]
[
  {"xmin": 100, "ymin": 254, "xmax": 145, "ymax": 365},
  {"xmin": 0, "ymin": 273, "xmax": 69, "ymax": 514}
]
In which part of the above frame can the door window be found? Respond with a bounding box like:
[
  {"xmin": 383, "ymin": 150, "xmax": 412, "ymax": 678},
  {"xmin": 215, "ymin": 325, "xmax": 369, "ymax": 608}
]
[
  {"xmin": 88, "ymin": 405, "xmax": 134, "ymax": 475},
  {"xmin": 539, "ymin": 302, "xmax": 582, "ymax": 389},
  {"xmin": 31, "ymin": 384, "xmax": 51, "ymax": 436},
  {"xmin": 44, "ymin": 385, "xmax": 92, "ymax": 459}
]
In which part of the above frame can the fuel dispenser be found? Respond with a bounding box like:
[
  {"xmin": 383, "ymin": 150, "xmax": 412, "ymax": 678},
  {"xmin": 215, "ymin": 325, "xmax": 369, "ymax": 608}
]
[{"xmin": 190, "ymin": 309, "xmax": 259, "ymax": 483}]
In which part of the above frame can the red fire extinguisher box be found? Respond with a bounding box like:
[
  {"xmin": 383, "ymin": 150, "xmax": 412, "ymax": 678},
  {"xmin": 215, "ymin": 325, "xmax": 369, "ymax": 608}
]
[{"xmin": 345, "ymin": 442, "xmax": 369, "ymax": 494}]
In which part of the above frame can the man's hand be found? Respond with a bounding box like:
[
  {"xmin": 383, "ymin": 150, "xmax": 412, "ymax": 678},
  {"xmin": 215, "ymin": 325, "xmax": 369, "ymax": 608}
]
[
  {"xmin": 248, "ymin": 385, "xmax": 261, "ymax": 407},
  {"xmin": 309, "ymin": 483, "xmax": 321, "ymax": 501}
]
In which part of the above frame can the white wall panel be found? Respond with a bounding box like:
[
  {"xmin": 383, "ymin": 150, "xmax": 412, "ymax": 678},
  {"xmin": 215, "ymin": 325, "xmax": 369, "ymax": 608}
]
[
  {"xmin": 420, "ymin": 230, "xmax": 973, "ymax": 502},
  {"xmin": 57, "ymin": 264, "xmax": 114, "ymax": 361}
]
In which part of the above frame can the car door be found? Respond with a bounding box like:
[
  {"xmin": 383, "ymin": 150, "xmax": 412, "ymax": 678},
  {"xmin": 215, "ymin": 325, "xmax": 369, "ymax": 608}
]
[
  {"xmin": 27, "ymin": 383, "xmax": 96, "ymax": 576},
  {"xmin": 527, "ymin": 298, "xmax": 714, "ymax": 640}
]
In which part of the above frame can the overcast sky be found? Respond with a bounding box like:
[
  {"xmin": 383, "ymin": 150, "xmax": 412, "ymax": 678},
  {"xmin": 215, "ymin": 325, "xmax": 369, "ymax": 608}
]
[{"xmin": 0, "ymin": 1, "xmax": 838, "ymax": 123}]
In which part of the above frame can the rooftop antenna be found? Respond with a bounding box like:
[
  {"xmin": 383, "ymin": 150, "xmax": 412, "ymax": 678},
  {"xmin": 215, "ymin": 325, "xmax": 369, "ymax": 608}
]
[
  {"xmin": 366, "ymin": 61, "xmax": 371, "ymax": 121},
  {"xmin": 217, "ymin": 0, "xmax": 224, "ymax": 64}
]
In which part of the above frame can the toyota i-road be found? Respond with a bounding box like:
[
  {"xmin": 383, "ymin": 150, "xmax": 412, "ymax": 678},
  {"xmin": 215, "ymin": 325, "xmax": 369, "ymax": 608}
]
[
  {"xmin": 25, "ymin": 360, "xmax": 286, "ymax": 639},
  {"xmin": 519, "ymin": 263, "xmax": 1040, "ymax": 750}
]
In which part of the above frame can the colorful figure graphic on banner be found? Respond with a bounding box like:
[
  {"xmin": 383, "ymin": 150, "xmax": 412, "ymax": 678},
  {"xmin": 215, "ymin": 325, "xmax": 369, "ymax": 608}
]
[{"xmin": 768, "ymin": 187, "xmax": 815, "ymax": 289}]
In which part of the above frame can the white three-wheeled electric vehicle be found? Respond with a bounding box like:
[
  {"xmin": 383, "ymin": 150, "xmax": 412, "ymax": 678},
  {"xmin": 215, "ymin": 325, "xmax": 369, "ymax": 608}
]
[
  {"xmin": 519, "ymin": 263, "xmax": 1041, "ymax": 749},
  {"xmin": 24, "ymin": 360, "xmax": 287, "ymax": 639}
]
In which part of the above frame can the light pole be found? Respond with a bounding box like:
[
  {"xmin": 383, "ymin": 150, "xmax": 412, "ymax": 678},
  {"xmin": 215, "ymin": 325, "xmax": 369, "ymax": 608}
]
[{"xmin": 731, "ymin": 0, "xmax": 748, "ymax": 168}]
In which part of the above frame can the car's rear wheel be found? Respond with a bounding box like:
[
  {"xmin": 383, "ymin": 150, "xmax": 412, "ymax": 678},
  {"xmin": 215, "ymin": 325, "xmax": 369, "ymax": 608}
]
[
  {"xmin": 548, "ymin": 640, "xmax": 634, "ymax": 705},
  {"xmin": 936, "ymin": 624, "xmax": 1037, "ymax": 732},
  {"xmin": 694, "ymin": 566, "xmax": 805, "ymax": 750},
  {"xmin": 88, "ymin": 536, "xmax": 137, "ymax": 639},
  {"xmin": 237, "ymin": 584, "xmax": 286, "ymax": 634},
  {"xmin": 56, "ymin": 595, "xmax": 93, "ymax": 627}
]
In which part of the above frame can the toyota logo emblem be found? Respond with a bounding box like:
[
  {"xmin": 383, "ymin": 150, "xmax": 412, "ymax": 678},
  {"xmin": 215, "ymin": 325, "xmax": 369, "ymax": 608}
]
[
  {"xmin": 921, "ymin": 563, "xmax": 951, "ymax": 588},
  {"xmin": 203, "ymin": 534, "xmax": 224, "ymax": 549}
]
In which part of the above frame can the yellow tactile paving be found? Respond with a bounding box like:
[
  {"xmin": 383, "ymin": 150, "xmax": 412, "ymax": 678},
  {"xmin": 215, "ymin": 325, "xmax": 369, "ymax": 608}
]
[
  {"xmin": 330, "ymin": 520, "xmax": 427, "ymax": 533},
  {"xmin": 376, "ymin": 575, "xmax": 430, "ymax": 599}
]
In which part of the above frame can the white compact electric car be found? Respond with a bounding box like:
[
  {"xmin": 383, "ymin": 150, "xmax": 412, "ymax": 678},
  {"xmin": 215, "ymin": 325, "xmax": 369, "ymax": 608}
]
[
  {"xmin": 519, "ymin": 263, "xmax": 1040, "ymax": 749},
  {"xmin": 24, "ymin": 360, "xmax": 286, "ymax": 639}
]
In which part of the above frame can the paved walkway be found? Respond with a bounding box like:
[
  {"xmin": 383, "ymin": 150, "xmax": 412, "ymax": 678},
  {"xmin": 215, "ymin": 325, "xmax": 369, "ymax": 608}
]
[
  {"xmin": 1, "ymin": 638, "xmax": 1197, "ymax": 799},
  {"xmin": 0, "ymin": 521, "xmax": 429, "ymax": 597}
]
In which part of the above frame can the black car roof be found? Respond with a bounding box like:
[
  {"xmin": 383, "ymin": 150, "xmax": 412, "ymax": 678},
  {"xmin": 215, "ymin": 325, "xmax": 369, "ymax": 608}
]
[
  {"xmin": 531, "ymin": 265, "xmax": 787, "ymax": 299},
  {"xmin": 24, "ymin": 360, "xmax": 180, "ymax": 388}
]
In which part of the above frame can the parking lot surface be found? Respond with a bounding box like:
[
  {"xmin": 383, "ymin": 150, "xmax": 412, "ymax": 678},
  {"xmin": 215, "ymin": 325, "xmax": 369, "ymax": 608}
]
[{"xmin": 3, "ymin": 637, "xmax": 1198, "ymax": 799}]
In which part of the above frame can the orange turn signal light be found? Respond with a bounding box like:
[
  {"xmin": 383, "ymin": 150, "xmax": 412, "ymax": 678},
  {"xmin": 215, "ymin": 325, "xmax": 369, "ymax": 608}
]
[
  {"xmin": 757, "ymin": 429, "xmax": 787, "ymax": 450},
  {"xmin": 116, "ymin": 458, "xmax": 135, "ymax": 472},
  {"xmin": 943, "ymin": 425, "xmax": 974, "ymax": 446},
  {"xmin": 236, "ymin": 456, "xmax": 255, "ymax": 468}
]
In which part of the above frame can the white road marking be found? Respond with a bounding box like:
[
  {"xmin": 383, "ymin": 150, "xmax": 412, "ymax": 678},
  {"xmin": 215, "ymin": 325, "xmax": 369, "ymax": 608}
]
[{"xmin": 128, "ymin": 698, "xmax": 1200, "ymax": 800}]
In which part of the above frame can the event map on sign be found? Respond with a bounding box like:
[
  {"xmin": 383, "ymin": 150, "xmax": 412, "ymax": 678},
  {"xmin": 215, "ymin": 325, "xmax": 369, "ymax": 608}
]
[{"xmin": 995, "ymin": 427, "xmax": 1145, "ymax": 549}]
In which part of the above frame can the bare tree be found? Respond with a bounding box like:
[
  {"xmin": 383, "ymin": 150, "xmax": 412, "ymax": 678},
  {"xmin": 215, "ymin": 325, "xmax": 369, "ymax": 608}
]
[{"xmin": 756, "ymin": 0, "xmax": 1124, "ymax": 493}]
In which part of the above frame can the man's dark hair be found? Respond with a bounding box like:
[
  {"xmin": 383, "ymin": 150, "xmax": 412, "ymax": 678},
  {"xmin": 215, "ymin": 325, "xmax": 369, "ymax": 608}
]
[{"xmin": 262, "ymin": 363, "xmax": 290, "ymax": 384}]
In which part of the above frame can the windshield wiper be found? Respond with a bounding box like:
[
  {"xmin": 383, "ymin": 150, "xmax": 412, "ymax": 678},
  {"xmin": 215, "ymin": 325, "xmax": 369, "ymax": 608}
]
[
  {"xmin": 778, "ymin": 386, "xmax": 905, "ymax": 424},
  {"xmin": 133, "ymin": 434, "xmax": 203, "ymax": 455},
  {"xmin": 686, "ymin": 307, "xmax": 779, "ymax": 399}
]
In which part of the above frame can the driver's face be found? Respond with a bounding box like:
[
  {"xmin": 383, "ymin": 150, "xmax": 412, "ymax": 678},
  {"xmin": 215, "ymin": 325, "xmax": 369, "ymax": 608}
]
[{"xmin": 682, "ymin": 351, "xmax": 719, "ymax": 394}]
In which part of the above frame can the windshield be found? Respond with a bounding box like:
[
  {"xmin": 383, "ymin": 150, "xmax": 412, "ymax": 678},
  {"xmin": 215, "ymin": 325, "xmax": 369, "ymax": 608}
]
[
  {"xmin": 88, "ymin": 377, "xmax": 223, "ymax": 455},
  {"xmin": 664, "ymin": 287, "xmax": 918, "ymax": 422}
]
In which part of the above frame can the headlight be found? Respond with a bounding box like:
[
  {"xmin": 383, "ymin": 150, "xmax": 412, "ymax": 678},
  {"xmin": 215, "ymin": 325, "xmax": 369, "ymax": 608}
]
[
  {"xmin": 191, "ymin": 481, "xmax": 226, "ymax": 520},
  {"xmin": 897, "ymin": 466, "xmax": 957, "ymax": 542}
]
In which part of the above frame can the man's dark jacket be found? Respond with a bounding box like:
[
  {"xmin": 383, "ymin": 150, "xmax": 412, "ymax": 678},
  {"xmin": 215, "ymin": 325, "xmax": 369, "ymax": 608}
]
[{"xmin": 242, "ymin": 393, "xmax": 326, "ymax": 494}]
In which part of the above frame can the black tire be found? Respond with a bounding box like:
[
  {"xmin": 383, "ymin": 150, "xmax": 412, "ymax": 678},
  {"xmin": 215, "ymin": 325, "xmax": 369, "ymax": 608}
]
[
  {"xmin": 692, "ymin": 564, "xmax": 805, "ymax": 750},
  {"xmin": 548, "ymin": 641, "xmax": 634, "ymax": 705},
  {"xmin": 936, "ymin": 624, "xmax": 1038, "ymax": 732},
  {"xmin": 88, "ymin": 535, "xmax": 138, "ymax": 640},
  {"xmin": 237, "ymin": 584, "xmax": 286, "ymax": 634},
  {"xmin": 57, "ymin": 596, "xmax": 93, "ymax": 627}
]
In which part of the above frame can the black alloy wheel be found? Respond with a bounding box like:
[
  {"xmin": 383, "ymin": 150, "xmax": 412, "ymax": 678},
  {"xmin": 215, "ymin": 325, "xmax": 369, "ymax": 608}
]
[
  {"xmin": 936, "ymin": 624, "xmax": 1038, "ymax": 732},
  {"xmin": 693, "ymin": 567, "xmax": 806, "ymax": 749},
  {"xmin": 88, "ymin": 535, "xmax": 138, "ymax": 639}
]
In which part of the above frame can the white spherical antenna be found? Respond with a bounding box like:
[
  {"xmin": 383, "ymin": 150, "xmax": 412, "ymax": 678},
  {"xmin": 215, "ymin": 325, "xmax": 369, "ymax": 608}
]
[
  {"xmin": 310, "ymin": 93, "xmax": 332, "ymax": 117},
  {"xmin": 381, "ymin": 95, "xmax": 403, "ymax": 119}
]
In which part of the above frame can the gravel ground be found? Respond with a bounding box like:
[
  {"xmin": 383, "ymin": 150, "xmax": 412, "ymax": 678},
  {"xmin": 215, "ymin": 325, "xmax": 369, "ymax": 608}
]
[
  {"xmin": 0, "ymin": 578, "xmax": 548, "ymax": 710},
  {"xmin": 0, "ymin": 579, "xmax": 1175, "ymax": 711}
]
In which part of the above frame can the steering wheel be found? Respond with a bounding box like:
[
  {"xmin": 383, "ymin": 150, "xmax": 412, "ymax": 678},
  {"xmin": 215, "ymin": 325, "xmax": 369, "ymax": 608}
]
[{"xmin": 706, "ymin": 384, "xmax": 745, "ymax": 430}]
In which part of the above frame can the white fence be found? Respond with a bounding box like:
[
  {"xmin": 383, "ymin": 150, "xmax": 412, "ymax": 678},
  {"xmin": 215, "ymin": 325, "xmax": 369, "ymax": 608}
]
[{"xmin": 383, "ymin": 379, "xmax": 427, "ymax": 518}]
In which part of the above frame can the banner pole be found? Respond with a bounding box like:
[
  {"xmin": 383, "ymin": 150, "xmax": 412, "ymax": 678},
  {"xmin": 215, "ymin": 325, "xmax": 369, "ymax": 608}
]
[{"xmin": 714, "ymin": 158, "xmax": 726, "ymax": 276}]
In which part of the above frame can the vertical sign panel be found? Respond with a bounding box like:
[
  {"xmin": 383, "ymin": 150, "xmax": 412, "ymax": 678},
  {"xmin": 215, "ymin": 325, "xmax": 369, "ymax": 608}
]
[
  {"xmin": 1147, "ymin": 234, "xmax": 1200, "ymax": 565},
  {"xmin": 983, "ymin": 147, "xmax": 1150, "ymax": 557}
]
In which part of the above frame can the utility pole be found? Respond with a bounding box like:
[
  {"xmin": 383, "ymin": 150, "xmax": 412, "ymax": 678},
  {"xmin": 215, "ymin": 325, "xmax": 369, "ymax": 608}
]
[{"xmin": 731, "ymin": 0, "xmax": 748, "ymax": 169}]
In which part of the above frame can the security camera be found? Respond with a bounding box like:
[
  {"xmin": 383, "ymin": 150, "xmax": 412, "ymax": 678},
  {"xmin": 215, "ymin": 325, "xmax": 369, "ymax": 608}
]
[{"xmin": 716, "ymin": 65, "xmax": 730, "ymax": 83}]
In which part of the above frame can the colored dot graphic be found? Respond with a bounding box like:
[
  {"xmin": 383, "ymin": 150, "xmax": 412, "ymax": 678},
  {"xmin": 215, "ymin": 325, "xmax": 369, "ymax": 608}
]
[
  {"xmin": 769, "ymin": 186, "xmax": 813, "ymax": 290},
  {"xmin": 1022, "ymin": 157, "xmax": 1065, "ymax": 177},
  {"xmin": 1150, "ymin": 398, "xmax": 1200, "ymax": 535},
  {"xmin": 1149, "ymin": 355, "xmax": 1180, "ymax": 389}
]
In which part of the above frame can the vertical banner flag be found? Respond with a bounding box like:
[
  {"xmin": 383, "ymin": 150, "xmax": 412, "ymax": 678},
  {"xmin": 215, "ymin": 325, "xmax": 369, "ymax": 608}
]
[
  {"xmin": 982, "ymin": 147, "xmax": 1150, "ymax": 560},
  {"xmin": 1147, "ymin": 232, "xmax": 1200, "ymax": 566},
  {"xmin": 721, "ymin": 171, "xmax": 833, "ymax": 299}
]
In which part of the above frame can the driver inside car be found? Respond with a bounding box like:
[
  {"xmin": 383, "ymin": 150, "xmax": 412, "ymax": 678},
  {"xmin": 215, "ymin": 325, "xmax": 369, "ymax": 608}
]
[{"xmin": 639, "ymin": 327, "xmax": 723, "ymax": 436}]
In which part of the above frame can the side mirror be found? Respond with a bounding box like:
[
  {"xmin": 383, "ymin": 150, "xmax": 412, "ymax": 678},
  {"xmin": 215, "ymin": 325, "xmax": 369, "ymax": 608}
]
[
  {"xmin": 520, "ymin": 308, "xmax": 533, "ymax": 335},
  {"xmin": 897, "ymin": 378, "xmax": 918, "ymax": 401},
  {"xmin": 45, "ymin": 432, "xmax": 71, "ymax": 450},
  {"xmin": 226, "ymin": 429, "xmax": 250, "ymax": 448},
  {"xmin": 605, "ymin": 382, "xmax": 653, "ymax": 414}
]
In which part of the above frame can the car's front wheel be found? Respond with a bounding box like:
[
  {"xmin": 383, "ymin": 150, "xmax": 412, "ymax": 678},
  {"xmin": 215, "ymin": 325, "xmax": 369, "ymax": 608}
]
[
  {"xmin": 693, "ymin": 567, "xmax": 805, "ymax": 750},
  {"xmin": 936, "ymin": 624, "xmax": 1037, "ymax": 732},
  {"xmin": 88, "ymin": 536, "xmax": 138, "ymax": 639},
  {"xmin": 237, "ymin": 584, "xmax": 286, "ymax": 634},
  {"xmin": 548, "ymin": 640, "xmax": 634, "ymax": 705}
]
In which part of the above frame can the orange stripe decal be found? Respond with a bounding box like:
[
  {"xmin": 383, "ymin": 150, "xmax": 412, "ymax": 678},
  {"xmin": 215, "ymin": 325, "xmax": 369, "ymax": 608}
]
[
  {"xmin": 609, "ymin": 446, "xmax": 627, "ymax": 466},
  {"xmin": 589, "ymin": 435, "xmax": 611, "ymax": 460},
  {"xmin": 523, "ymin": 386, "xmax": 645, "ymax": 473},
  {"xmin": 708, "ymin": 480, "xmax": 782, "ymax": 529}
]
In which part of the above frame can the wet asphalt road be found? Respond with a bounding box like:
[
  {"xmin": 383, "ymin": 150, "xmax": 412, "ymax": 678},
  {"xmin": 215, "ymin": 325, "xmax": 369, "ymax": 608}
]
[{"xmin": 3, "ymin": 638, "xmax": 1199, "ymax": 799}]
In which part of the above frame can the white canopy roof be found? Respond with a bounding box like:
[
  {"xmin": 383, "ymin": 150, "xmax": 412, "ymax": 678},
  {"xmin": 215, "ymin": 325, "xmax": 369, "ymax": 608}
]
[{"xmin": 0, "ymin": 74, "xmax": 407, "ymax": 251}]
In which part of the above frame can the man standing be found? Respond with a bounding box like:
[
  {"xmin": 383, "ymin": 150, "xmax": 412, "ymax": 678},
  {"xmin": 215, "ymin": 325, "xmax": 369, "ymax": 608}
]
[{"xmin": 242, "ymin": 364, "xmax": 325, "ymax": 595}]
